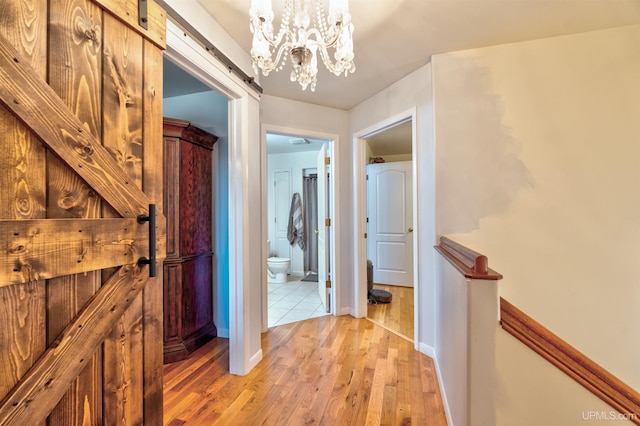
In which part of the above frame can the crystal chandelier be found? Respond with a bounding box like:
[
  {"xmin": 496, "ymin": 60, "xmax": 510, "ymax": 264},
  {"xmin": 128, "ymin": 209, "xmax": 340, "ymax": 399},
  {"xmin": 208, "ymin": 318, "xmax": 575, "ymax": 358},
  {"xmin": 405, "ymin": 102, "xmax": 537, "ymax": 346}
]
[{"xmin": 249, "ymin": 0, "xmax": 356, "ymax": 91}]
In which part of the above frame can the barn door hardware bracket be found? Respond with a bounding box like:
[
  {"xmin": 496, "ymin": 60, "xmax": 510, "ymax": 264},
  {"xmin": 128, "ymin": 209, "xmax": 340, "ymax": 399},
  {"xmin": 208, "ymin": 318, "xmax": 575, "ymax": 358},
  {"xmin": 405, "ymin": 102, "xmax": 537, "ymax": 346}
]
[
  {"xmin": 138, "ymin": 0, "xmax": 149, "ymax": 30},
  {"xmin": 137, "ymin": 204, "xmax": 156, "ymax": 277}
]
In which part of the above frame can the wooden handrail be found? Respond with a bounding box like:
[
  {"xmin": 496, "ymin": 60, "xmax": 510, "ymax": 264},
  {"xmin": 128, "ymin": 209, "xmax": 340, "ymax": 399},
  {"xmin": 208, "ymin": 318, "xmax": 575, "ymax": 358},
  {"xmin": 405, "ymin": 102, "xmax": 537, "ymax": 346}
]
[
  {"xmin": 501, "ymin": 297, "xmax": 640, "ymax": 424},
  {"xmin": 434, "ymin": 236, "xmax": 503, "ymax": 280}
]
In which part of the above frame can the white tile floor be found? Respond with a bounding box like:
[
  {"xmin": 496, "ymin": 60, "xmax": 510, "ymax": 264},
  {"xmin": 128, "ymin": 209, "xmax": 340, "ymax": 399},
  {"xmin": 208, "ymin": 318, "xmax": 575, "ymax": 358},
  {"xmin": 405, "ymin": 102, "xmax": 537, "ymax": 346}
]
[{"xmin": 268, "ymin": 275, "xmax": 329, "ymax": 327}]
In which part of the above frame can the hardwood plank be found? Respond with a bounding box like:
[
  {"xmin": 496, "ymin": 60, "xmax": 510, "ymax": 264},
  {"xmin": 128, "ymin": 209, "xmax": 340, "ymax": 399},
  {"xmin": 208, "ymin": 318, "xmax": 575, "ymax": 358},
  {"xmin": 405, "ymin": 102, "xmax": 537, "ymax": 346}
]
[
  {"xmin": 163, "ymin": 316, "xmax": 448, "ymax": 425},
  {"xmin": 365, "ymin": 356, "xmax": 386, "ymax": 425},
  {"xmin": 0, "ymin": 217, "xmax": 166, "ymax": 285},
  {"xmin": 0, "ymin": 264, "xmax": 149, "ymax": 426}
]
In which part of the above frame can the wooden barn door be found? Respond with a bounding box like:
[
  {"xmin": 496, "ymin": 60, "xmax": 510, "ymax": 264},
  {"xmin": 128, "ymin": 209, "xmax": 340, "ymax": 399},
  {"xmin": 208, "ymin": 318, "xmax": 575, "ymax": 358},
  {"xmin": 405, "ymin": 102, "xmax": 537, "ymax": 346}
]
[{"xmin": 0, "ymin": 0, "xmax": 166, "ymax": 425}]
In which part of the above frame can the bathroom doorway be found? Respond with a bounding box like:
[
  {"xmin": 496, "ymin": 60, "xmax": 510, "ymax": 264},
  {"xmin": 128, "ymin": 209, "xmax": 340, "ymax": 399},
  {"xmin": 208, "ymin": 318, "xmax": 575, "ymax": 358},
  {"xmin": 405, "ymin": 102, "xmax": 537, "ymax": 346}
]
[{"xmin": 264, "ymin": 131, "xmax": 335, "ymax": 327}]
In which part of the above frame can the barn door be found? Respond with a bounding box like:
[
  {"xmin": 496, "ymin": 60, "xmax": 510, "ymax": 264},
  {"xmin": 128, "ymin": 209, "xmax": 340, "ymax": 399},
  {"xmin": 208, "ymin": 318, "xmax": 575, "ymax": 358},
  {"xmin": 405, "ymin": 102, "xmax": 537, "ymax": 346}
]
[{"xmin": 0, "ymin": 1, "xmax": 166, "ymax": 425}]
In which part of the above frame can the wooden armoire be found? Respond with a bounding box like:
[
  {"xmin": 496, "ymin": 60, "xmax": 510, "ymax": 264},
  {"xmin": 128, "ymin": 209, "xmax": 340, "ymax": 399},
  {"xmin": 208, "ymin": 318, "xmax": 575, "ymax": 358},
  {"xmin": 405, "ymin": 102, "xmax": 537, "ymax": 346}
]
[{"xmin": 162, "ymin": 118, "xmax": 218, "ymax": 363}]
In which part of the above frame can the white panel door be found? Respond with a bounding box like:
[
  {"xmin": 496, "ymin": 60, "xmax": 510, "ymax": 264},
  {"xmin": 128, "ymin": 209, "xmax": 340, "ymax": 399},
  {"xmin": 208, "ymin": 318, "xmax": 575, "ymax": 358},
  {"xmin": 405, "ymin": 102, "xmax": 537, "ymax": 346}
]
[
  {"xmin": 317, "ymin": 144, "xmax": 329, "ymax": 311},
  {"xmin": 367, "ymin": 161, "xmax": 413, "ymax": 287}
]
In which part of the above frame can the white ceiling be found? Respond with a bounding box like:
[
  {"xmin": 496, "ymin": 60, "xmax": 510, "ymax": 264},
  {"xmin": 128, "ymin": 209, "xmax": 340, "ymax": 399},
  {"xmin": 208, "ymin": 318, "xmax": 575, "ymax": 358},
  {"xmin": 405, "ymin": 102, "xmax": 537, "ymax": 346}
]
[
  {"xmin": 266, "ymin": 133, "xmax": 329, "ymax": 154},
  {"xmin": 366, "ymin": 120, "xmax": 412, "ymax": 157},
  {"xmin": 195, "ymin": 0, "xmax": 640, "ymax": 110}
]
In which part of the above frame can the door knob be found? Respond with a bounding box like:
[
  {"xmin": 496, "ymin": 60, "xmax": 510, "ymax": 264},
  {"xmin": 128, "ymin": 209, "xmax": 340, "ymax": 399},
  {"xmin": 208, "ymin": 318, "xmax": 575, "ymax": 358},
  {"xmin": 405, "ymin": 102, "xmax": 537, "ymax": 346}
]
[
  {"xmin": 408, "ymin": 227, "xmax": 413, "ymax": 233},
  {"xmin": 314, "ymin": 229, "xmax": 319, "ymax": 234}
]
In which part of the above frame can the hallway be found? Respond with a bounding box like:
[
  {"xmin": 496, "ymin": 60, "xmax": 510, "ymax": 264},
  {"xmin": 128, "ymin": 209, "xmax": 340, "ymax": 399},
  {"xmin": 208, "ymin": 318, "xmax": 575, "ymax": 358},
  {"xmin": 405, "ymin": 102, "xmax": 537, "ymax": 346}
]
[{"xmin": 163, "ymin": 315, "xmax": 447, "ymax": 425}]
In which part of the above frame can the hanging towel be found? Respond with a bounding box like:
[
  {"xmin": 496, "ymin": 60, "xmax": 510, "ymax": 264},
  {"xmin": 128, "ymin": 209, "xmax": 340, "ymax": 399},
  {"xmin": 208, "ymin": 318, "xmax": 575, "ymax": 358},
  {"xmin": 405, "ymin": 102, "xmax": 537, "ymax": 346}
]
[{"xmin": 287, "ymin": 192, "xmax": 306, "ymax": 250}]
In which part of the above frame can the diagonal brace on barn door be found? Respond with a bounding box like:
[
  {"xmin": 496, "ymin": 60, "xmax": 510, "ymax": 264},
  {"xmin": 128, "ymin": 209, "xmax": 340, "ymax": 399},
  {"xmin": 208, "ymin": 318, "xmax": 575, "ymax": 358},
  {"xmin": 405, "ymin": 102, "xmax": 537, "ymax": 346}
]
[
  {"xmin": 0, "ymin": 32, "xmax": 152, "ymax": 219},
  {"xmin": 0, "ymin": 264, "xmax": 149, "ymax": 426}
]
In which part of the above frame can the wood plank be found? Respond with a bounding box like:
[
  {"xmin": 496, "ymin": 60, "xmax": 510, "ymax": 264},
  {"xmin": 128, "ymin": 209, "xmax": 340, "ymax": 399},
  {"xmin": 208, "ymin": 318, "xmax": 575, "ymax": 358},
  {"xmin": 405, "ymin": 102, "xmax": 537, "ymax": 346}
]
[
  {"xmin": 141, "ymin": 36, "xmax": 165, "ymax": 424},
  {"xmin": 46, "ymin": 2, "xmax": 107, "ymax": 421},
  {"xmin": 0, "ymin": 282, "xmax": 46, "ymax": 399},
  {"xmin": 0, "ymin": 264, "xmax": 149, "ymax": 426},
  {"xmin": 102, "ymin": 14, "xmax": 144, "ymax": 196},
  {"xmin": 46, "ymin": 2, "xmax": 104, "ymax": 421},
  {"xmin": 0, "ymin": 218, "xmax": 166, "ymax": 285},
  {"xmin": 46, "ymin": 273, "xmax": 103, "ymax": 426},
  {"xmin": 0, "ymin": 5, "xmax": 48, "ymax": 426},
  {"xmin": 0, "ymin": 0, "xmax": 48, "ymax": 74},
  {"xmin": 93, "ymin": 0, "xmax": 166, "ymax": 49},
  {"xmin": 0, "ymin": 32, "xmax": 152, "ymax": 218},
  {"xmin": 100, "ymin": 11, "xmax": 147, "ymax": 426}
]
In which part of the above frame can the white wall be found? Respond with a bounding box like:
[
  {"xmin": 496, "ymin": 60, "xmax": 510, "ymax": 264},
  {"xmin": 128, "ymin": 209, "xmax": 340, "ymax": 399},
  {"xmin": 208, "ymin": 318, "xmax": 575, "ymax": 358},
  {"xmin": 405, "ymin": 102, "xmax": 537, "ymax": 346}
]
[
  {"xmin": 267, "ymin": 150, "xmax": 319, "ymax": 275},
  {"xmin": 163, "ymin": 91, "xmax": 228, "ymax": 137},
  {"xmin": 432, "ymin": 24, "xmax": 640, "ymax": 423},
  {"xmin": 350, "ymin": 64, "xmax": 437, "ymax": 349}
]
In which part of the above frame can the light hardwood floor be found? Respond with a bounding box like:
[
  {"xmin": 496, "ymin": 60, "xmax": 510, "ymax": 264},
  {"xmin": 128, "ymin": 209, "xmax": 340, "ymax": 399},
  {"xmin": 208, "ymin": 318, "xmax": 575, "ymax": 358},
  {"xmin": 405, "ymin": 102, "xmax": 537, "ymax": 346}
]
[
  {"xmin": 367, "ymin": 284, "xmax": 414, "ymax": 341},
  {"xmin": 163, "ymin": 315, "xmax": 447, "ymax": 425}
]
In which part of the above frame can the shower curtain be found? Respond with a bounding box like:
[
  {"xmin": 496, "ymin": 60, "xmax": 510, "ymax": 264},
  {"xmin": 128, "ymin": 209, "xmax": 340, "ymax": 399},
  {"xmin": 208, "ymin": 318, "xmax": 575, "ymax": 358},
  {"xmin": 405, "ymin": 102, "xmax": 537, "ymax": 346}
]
[{"xmin": 303, "ymin": 175, "xmax": 318, "ymax": 272}]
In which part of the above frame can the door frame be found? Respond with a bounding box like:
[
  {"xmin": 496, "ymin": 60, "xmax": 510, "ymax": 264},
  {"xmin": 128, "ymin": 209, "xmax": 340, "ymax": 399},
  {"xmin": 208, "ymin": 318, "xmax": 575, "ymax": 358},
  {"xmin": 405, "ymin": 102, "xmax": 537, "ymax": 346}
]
[
  {"xmin": 260, "ymin": 124, "xmax": 339, "ymax": 332},
  {"xmin": 354, "ymin": 108, "xmax": 419, "ymax": 346},
  {"xmin": 164, "ymin": 17, "xmax": 262, "ymax": 375}
]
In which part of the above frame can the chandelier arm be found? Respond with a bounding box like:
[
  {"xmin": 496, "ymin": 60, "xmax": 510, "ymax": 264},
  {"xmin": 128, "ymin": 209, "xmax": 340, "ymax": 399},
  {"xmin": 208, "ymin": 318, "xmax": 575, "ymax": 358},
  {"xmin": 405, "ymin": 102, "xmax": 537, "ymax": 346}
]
[
  {"xmin": 268, "ymin": 41, "xmax": 293, "ymax": 72},
  {"xmin": 315, "ymin": 44, "xmax": 340, "ymax": 74},
  {"xmin": 258, "ymin": 25, "xmax": 293, "ymax": 49},
  {"xmin": 305, "ymin": 27, "xmax": 339, "ymax": 49}
]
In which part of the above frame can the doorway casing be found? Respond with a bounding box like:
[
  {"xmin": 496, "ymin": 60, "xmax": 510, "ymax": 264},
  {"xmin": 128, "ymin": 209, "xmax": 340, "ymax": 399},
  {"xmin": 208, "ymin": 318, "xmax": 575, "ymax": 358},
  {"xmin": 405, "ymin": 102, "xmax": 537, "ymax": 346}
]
[
  {"xmin": 354, "ymin": 108, "xmax": 419, "ymax": 348},
  {"xmin": 260, "ymin": 124, "xmax": 340, "ymax": 332},
  {"xmin": 165, "ymin": 17, "xmax": 263, "ymax": 375}
]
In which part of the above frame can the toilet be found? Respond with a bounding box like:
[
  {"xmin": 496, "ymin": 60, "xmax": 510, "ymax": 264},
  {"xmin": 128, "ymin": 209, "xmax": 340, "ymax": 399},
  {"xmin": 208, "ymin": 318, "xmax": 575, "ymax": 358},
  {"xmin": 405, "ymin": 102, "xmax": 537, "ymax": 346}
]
[
  {"xmin": 266, "ymin": 240, "xmax": 290, "ymax": 283},
  {"xmin": 267, "ymin": 257, "xmax": 291, "ymax": 283}
]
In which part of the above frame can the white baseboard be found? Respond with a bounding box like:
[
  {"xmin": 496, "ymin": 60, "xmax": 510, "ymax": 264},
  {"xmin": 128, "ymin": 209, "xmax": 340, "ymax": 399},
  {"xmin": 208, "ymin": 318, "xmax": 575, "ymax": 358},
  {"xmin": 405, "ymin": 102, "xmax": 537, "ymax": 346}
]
[
  {"xmin": 419, "ymin": 342, "xmax": 436, "ymax": 358},
  {"xmin": 431, "ymin": 349, "xmax": 454, "ymax": 426},
  {"xmin": 338, "ymin": 306, "xmax": 356, "ymax": 317},
  {"xmin": 248, "ymin": 348, "xmax": 263, "ymax": 371}
]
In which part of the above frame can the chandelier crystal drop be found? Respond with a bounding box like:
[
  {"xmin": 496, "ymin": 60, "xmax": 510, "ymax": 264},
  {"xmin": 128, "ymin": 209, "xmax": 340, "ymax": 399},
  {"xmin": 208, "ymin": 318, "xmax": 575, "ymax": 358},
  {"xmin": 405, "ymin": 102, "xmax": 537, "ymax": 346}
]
[{"xmin": 249, "ymin": 0, "xmax": 356, "ymax": 91}]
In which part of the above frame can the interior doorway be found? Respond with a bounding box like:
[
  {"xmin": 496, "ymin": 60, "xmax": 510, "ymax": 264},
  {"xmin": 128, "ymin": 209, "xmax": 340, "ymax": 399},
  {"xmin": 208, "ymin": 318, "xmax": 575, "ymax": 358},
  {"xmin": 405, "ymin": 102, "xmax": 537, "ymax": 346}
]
[
  {"xmin": 357, "ymin": 115, "xmax": 418, "ymax": 342},
  {"xmin": 262, "ymin": 126, "xmax": 338, "ymax": 331},
  {"xmin": 162, "ymin": 56, "xmax": 230, "ymax": 341}
]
